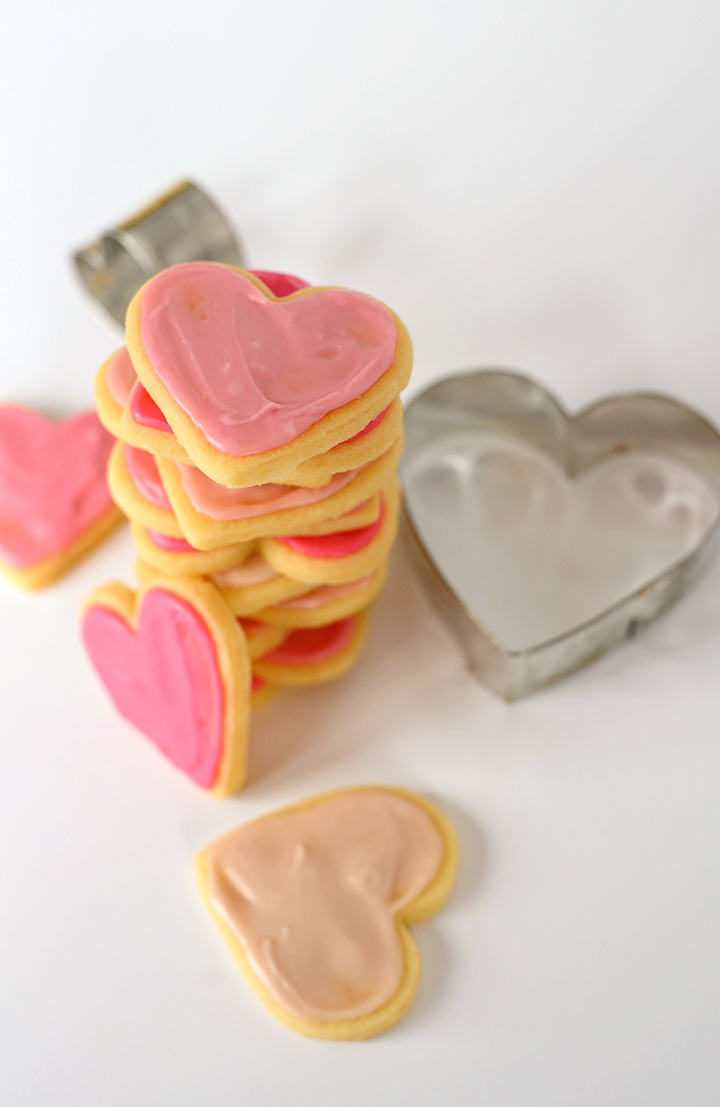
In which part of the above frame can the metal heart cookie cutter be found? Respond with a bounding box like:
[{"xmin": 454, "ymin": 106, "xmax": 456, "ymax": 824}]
[
  {"xmin": 401, "ymin": 370, "xmax": 720, "ymax": 699},
  {"xmin": 73, "ymin": 180, "xmax": 244, "ymax": 327}
]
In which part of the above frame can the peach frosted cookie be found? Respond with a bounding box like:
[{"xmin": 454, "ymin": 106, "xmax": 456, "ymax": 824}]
[
  {"xmin": 125, "ymin": 263, "xmax": 412, "ymax": 487},
  {"xmin": 0, "ymin": 406, "xmax": 123, "ymax": 589},
  {"xmin": 252, "ymin": 562, "xmax": 387, "ymax": 628},
  {"xmin": 207, "ymin": 553, "xmax": 313, "ymax": 617},
  {"xmin": 195, "ymin": 786, "xmax": 458, "ymax": 1039},
  {"xmin": 81, "ymin": 577, "xmax": 251, "ymax": 796}
]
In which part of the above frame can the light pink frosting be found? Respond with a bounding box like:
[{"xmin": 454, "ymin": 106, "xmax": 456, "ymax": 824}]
[
  {"xmin": 178, "ymin": 463, "xmax": 359, "ymax": 521},
  {"xmin": 277, "ymin": 574, "xmax": 373, "ymax": 611},
  {"xmin": 212, "ymin": 554, "xmax": 278, "ymax": 587},
  {"xmin": 130, "ymin": 270, "xmax": 311, "ymax": 435},
  {"xmin": 105, "ymin": 347, "xmax": 137, "ymax": 405},
  {"xmin": 277, "ymin": 500, "xmax": 385, "ymax": 558},
  {"xmin": 83, "ymin": 589, "xmax": 225, "ymax": 788},
  {"xmin": 204, "ymin": 789, "xmax": 444, "ymax": 1021},
  {"xmin": 260, "ymin": 617, "xmax": 355, "ymax": 665},
  {"xmin": 0, "ymin": 407, "xmax": 116, "ymax": 568},
  {"xmin": 138, "ymin": 263, "xmax": 397, "ymax": 455},
  {"xmin": 124, "ymin": 446, "xmax": 172, "ymax": 511}
]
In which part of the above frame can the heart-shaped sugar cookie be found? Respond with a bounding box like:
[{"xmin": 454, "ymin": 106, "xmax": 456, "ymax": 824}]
[
  {"xmin": 195, "ymin": 787, "xmax": 458, "ymax": 1039},
  {"xmin": 82, "ymin": 578, "xmax": 250, "ymax": 795},
  {"xmin": 126, "ymin": 264, "xmax": 412, "ymax": 486},
  {"xmin": 0, "ymin": 406, "xmax": 122, "ymax": 588}
]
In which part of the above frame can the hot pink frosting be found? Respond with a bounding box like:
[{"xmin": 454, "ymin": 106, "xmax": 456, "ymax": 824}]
[
  {"xmin": 178, "ymin": 463, "xmax": 359, "ymax": 521},
  {"xmin": 124, "ymin": 446, "xmax": 172, "ymax": 511},
  {"xmin": 105, "ymin": 347, "xmax": 137, "ymax": 405},
  {"xmin": 277, "ymin": 500, "xmax": 385, "ymax": 559},
  {"xmin": 260, "ymin": 617, "xmax": 355, "ymax": 665},
  {"xmin": 138, "ymin": 263, "xmax": 397, "ymax": 455},
  {"xmin": 247, "ymin": 270, "xmax": 311, "ymax": 297},
  {"xmin": 82, "ymin": 589, "xmax": 225, "ymax": 788},
  {"xmin": 129, "ymin": 381, "xmax": 172, "ymax": 433},
  {"xmin": 0, "ymin": 407, "xmax": 116, "ymax": 568},
  {"xmin": 146, "ymin": 528, "xmax": 198, "ymax": 552}
]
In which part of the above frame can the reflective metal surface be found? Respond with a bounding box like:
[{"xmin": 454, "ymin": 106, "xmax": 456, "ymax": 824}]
[
  {"xmin": 401, "ymin": 369, "xmax": 720, "ymax": 699},
  {"xmin": 73, "ymin": 180, "xmax": 244, "ymax": 326}
]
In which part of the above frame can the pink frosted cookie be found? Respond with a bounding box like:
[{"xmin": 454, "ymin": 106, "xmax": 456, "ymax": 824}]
[
  {"xmin": 0, "ymin": 406, "xmax": 123, "ymax": 589},
  {"xmin": 125, "ymin": 263, "xmax": 412, "ymax": 487},
  {"xmin": 110, "ymin": 438, "xmax": 386, "ymax": 549},
  {"xmin": 108, "ymin": 361, "xmax": 404, "ymax": 487},
  {"xmin": 252, "ymin": 612, "xmax": 369, "ymax": 686},
  {"xmin": 195, "ymin": 786, "xmax": 458, "ymax": 1039},
  {"xmin": 131, "ymin": 522, "xmax": 256, "ymax": 578},
  {"xmin": 82, "ymin": 577, "xmax": 251, "ymax": 796},
  {"xmin": 206, "ymin": 553, "xmax": 314, "ymax": 616},
  {"xmin": 153, "ymin": 434, "xmax": 402, "ymax": 549},
  {"xmin": 106, "ymin": 441, "xmax": 184, "ymax": 537},
  {"xmin": 260, "ymin": 477, "xmax": 400, "ymax": 584},
  {"xmin": 135, "ymin": 550, "xmax": 315, "ymax": 617},
  {"xmin": 94, "ymin": 347, "xmax": 135, "ymax": 441}
]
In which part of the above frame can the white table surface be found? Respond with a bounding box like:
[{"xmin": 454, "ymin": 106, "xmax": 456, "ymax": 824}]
[{"xmin": 2, "ymin": 2, "xmax": 720, "ymax": 1104}]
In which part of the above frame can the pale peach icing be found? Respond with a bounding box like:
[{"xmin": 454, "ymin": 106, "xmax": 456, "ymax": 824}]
[
  {"xmin": 205, "ymin": 790, "xmax": 444, "ymax": 1021},
  {"xmin": 178, "ymin": 463, "xmax": 360, "ymax": 521},
  {"xmin": 138, "ymin": 263, "xmax": 398, "ymax": 456},
  {"xmin": 277, "ymin": 574, "xmax": 373, "ymax": 610},
  {"xmin": 211, "ymin": 554, "xmax": 278, "ymax": 587},
  {"xmin": 106, "ymin": 347, "xmax": 138, "ymax": 405}
]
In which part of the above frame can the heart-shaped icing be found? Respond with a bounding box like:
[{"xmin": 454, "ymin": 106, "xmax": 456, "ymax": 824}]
[
  {"xmin": 402, "ymin": 370, "xmax": 720, "ymax": 698},
  {"xmin": 82, "ymin": 581, "xmax": 249, "ymax": 791},
  {"xmin": 134, "ymin": 263, "xmax": 398, "ymax": 455},
  {"xmin": 127, "ymin": 271, "xmax": 313, "ymax": 435},
  {"xmin": 0, "ymin": 407, "xmax": 116, "ymax": 569},
  {"xmin": 196, "ymin": 787, "xmax": 458, "ymax": 1037}
]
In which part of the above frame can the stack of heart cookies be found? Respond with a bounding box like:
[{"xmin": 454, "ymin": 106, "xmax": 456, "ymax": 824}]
[{"xmin": 83, "ymin": 263, "xmax": 412, "ymax": 794}]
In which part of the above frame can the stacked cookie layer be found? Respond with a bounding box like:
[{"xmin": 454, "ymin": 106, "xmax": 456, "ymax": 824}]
[{"xmin": 87, "ymin": 263, "xmax": 411, "ymax": 793}]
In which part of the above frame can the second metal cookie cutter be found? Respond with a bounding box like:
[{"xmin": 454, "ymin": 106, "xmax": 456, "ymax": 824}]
[
  {"xmin": 73, "ymin": 180, "xmax": 244, "ymax": 326},
  {"xmin": 401, "ymin": 369, "xmax": 720, "ymax": 699}
]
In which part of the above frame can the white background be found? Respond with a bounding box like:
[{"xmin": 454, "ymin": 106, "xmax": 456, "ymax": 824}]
[{"xmin": 2, "ymin": 2, "xmax": 720, "ymax": 1104}]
